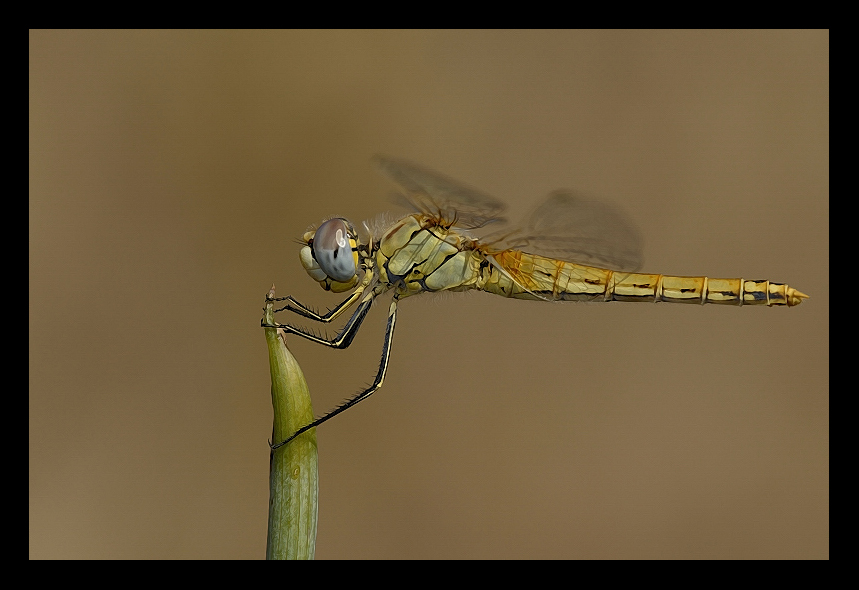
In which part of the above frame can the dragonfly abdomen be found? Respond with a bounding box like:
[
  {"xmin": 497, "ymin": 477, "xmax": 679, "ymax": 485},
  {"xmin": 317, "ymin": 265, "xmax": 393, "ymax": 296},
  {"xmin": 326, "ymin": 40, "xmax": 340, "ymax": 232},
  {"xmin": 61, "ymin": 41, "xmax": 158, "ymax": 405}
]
[
  {"xmin": 482, "ymin": 251, "xmax": 807, "ymax": 306},
  {"xmin": 609, "ymin": 274, "xmax": 808, "ymax": 306}
]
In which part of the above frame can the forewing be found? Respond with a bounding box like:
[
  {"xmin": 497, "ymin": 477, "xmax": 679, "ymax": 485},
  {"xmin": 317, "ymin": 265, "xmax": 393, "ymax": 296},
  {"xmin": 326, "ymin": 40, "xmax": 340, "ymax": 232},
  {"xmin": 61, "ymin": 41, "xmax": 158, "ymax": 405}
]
[{"xmin": 374, "ymin": 155, "xmax": 507, "ymax": 229}]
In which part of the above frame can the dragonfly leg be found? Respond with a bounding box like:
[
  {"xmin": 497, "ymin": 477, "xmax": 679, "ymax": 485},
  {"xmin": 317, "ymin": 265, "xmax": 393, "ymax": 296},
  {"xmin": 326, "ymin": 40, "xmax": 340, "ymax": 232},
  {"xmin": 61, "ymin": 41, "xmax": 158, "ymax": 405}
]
[
  {"xmin": 262, "ymin": 289, "xmax": 377, "ymax": 349},
  {"xmin": 264, "ymin": 266, "xmax": 375, "ymax": 323},
  {"xmin": 265, "ymin": 262, "xmax": 378, "ymax": 323},
  {"xmin": 266, "ymin": 288, "xmax": 364, "ymax": 323},
  {"xmin": 271, "ymin": 294, "xmax": 400, "ymax": 450}
]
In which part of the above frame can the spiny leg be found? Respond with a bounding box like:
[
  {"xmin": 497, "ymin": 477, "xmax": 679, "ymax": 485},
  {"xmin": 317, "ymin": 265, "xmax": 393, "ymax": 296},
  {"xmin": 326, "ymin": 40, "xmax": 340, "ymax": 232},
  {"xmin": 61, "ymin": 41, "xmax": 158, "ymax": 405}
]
[
  {"xmin": 263, "ymin": 263, "xmax": 378, "ymax": 323},
  {"xmin": 266, "ymin": 287, "xmax": 365, "ymax": 323},
  {"xmin": 271, "ymin": 294, "xmax": 400, "ymax": 450},
  {"xmin": 260, "ymin": 265, "xmax": 380, "ymax": 346},
  {"xmin": 263, "ymin": 290, "xmax": 377, "ymax": 349}
]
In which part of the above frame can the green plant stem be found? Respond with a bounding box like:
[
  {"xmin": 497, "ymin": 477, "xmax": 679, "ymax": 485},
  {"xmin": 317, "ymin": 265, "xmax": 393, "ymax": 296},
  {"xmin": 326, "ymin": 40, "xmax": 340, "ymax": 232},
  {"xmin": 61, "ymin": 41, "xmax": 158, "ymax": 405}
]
[{"xmin": 264, "ymin": 286, "xmax": 318, "ymax": 560}]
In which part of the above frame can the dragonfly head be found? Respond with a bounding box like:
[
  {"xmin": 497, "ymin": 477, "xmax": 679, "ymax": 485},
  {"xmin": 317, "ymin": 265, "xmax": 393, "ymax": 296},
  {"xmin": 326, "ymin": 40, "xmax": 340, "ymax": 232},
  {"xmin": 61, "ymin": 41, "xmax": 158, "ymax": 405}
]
[{"xmin": 299, "ymin": 217, "xmax": 360, "ymax": 293}]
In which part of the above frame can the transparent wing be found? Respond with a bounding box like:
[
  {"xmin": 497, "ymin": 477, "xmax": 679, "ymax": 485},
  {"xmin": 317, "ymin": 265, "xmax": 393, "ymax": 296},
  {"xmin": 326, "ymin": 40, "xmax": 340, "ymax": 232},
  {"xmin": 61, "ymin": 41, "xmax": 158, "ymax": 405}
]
[
  {"xmin": 374, "ymin": 155, "xmax": 507, "ymax": 229},
  {"xmin": 375, "ymin": 156, "xmax": 643, "ymax": 272},
  {"xmin": 486, "ymin": 190, "xmax": 644, "ymax": 272}
]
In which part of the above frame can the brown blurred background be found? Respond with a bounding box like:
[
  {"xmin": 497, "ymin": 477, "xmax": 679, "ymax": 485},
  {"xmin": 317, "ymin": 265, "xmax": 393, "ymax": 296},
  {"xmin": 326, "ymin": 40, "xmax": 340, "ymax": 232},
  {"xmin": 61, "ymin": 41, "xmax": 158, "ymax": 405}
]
[{"xmin": 30, "ymin": 30, "xmax": 828, "ymax": 559}]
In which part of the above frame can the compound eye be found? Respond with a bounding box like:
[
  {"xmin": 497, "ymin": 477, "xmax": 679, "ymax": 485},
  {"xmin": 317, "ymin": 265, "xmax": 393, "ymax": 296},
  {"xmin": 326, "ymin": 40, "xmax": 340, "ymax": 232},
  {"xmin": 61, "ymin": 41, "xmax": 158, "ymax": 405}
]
[{"xmin": 312, "ymin": 218, "xmax": 357, "ymax": 282}]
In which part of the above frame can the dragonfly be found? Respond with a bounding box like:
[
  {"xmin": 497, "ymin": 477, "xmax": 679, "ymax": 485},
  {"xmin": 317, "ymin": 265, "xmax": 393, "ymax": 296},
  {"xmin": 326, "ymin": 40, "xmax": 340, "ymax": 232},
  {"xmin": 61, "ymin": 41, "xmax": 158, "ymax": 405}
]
[{"xmin": 263, "ymin": 156, "xmax": 808, "ymax": 449}]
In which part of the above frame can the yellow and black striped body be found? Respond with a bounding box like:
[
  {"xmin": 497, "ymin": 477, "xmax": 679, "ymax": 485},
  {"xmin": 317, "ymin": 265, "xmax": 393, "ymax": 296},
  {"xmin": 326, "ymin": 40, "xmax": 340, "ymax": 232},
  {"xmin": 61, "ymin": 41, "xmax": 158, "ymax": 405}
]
[
  {"xmin": 375, "ymin": 214, "xmax": 807, "ymax": 307},
  {"xmin": 484, "ymin": 250, "xmax": 807, "ymax": 306}
]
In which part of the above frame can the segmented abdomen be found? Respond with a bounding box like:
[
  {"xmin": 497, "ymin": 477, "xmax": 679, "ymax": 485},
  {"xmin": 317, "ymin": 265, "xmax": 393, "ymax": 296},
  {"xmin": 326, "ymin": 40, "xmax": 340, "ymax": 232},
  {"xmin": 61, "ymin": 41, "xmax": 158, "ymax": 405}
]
[{"xmin": 483, "ymin": 250, "xmax": 807, "ymax": 307}]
